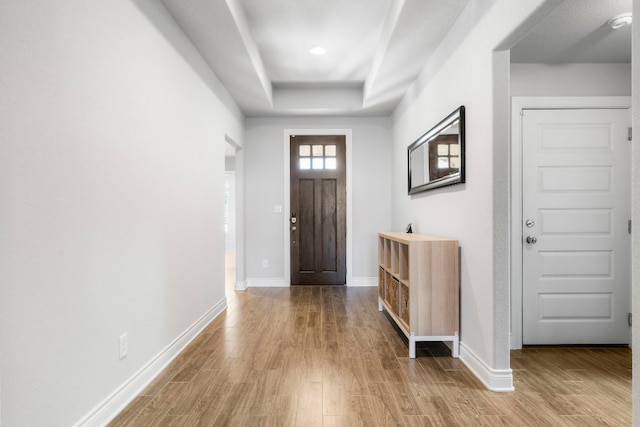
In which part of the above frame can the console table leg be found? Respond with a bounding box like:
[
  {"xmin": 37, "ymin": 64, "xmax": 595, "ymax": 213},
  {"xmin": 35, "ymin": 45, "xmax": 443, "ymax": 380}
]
[
  {"xmin": 378, "ymin": 298, "xmax": 383, "ymax": 312},
  {"xmin": 409, "ymin": 337, "xmax": 416, "ymax": 358},
  {"xmin": 453, "ymin": 332, "xmax": 460, "ymax": 358}
]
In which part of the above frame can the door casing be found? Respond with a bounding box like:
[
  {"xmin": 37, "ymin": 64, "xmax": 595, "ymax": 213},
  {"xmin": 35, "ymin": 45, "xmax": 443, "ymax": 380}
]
[
  {"xmin": 284, "ymin": 129, "xmax": 353, "ymax": 287},
  {"xmin": 510, "ymin": 96, "xmax": 632, "ymax": 349}
]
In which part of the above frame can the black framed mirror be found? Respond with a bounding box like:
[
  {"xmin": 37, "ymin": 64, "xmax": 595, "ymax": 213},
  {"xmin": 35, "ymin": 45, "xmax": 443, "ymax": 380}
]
[{"xmin": 408, "ymin": 106, "xmax": 465, "ymax": 195}]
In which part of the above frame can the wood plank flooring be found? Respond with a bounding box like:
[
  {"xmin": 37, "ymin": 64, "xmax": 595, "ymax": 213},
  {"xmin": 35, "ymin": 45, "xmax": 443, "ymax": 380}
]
[{"xmin": 108, "ymin": 286, "xmax": 631, "ymax": 426}]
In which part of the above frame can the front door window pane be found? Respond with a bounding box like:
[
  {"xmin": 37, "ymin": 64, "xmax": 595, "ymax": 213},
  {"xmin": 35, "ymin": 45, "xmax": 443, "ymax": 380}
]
[
  {"xmin": 312, "ymin": 145, "xmax": 324, "ymax": 156},
  {"xmin": 297, "ymin": 142, "xmax": 340, "ymax": 171},
  {"xmin": 299, "ymin": 145, "xmax": 311, "ymax": 157}
]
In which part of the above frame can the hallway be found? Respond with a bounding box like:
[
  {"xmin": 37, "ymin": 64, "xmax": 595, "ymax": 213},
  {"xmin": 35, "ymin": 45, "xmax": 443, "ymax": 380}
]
[{"xmin": 108, "ymin": 287, "xmax": 631, "ymax": 426}]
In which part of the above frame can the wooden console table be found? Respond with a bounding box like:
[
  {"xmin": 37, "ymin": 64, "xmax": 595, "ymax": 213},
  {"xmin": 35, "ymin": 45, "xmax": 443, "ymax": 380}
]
[{"xmin": 378, "ymin": 232, "xmax": 459, "ymax": 358}]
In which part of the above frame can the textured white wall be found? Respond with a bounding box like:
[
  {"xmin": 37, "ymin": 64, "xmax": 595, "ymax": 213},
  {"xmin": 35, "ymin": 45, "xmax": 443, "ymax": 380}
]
[
  {"xmin": 0, "ymin": 0, "xmax": 243, "ymax": 425},
  {"xmin": 244, "ymin": 117, "xmax": 392, "ymax": 283},
  {"xmin": 632, "ymin": 0, "xmax": 639, "ymax": 422},
  {"xmin": 392, "ymin": 0, "xmax": 555, "ymax": 388},
  {"xmin": 511, "ymin": 63, "xmax": 632, "ymax": 96}
]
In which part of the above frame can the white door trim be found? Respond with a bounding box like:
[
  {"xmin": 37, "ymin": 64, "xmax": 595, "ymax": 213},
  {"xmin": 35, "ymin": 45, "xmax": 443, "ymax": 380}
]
[
  {"xmin": 284, "ymin": 129, "xmax": 353, "ymax": 286},
  {"xmin": 510, "ymin": 96, "xmax": 631, "ymax": 349}
]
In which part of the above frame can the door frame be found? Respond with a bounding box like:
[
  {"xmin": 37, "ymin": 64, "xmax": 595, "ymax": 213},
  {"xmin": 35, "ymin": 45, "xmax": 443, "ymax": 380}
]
[
  {"xmin": 284, "ymin": 129, "xmax": 353, "ymax": 286},
  {"xmin": 510, "ymin": 96, "xmax": 631, "ymax": 349}
]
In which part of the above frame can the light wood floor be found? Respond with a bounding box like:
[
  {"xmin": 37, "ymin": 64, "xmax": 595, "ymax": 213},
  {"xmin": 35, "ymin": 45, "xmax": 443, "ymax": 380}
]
[{"xmin": 108, "ymin": 287, "xmax": 631, "ymax": 426}]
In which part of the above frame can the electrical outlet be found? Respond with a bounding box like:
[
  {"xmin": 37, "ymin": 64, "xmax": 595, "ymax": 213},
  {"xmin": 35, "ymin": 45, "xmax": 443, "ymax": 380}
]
[
  {"xmin": 262, "ymin": 259, "xmax": 269, "ymax": 268},
  {"xmin": 119, "ymin": 333, "xmax": 128, "ymax": 360}
]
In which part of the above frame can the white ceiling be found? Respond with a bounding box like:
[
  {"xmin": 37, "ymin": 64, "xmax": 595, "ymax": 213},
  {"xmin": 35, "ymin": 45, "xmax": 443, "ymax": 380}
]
[
  {"xmin": 161, "ymin": 0, "xmax": 633, "ymax": 118},
  {"xmin": 161, "ymin": 0, "xmax": 469, "ymax": 117},
  {"xmin": 511, "ymin": 0, "xmax": 633, "ymax": 63},
  {"xmin": 242, "ymin": 0, "xmax": 390, "ymax": 84}
]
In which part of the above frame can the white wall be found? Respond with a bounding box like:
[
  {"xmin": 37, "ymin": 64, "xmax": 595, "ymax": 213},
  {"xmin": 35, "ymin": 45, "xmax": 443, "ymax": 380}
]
[
  {"xmin": 0, "ymin": 0, "xmax": 243, "ymax": 425},
  {"xmin": 244, "ymin": 117, "xmax": 392, "ymax": 285},
  {"xmin": 511, "ymin": 63, "xmax": 632, "ymax": 96},
  {"xmin": 391, "ymin": 0, "xmax": 557, "ymax": 390},
  {"xmin": 632, "ymin": 0, "xmax": 639, "ymax": 422}
]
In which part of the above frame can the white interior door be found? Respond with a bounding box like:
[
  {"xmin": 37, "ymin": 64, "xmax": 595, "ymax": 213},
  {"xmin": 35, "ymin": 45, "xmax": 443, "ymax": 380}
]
[{"xmin": 522, "ymin": 108, "xmax": 630, "ymax": 345}]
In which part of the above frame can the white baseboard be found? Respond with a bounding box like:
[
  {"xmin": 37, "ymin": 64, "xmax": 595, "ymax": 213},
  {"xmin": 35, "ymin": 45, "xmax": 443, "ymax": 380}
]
[
  {"xmin": 73, "ymin": 297, "xmax": 228, "ymax": 427},
  {"xmin": 246, "ymin": 277, "xmax": 377, "ymax": 287},
  {"xmin": 235, "ymin": 280, "xmax": 247, "ymax": 291},
  {"xmin": 459, "ymin": 342, "xmax": 514, "ymax": 392},
  {"xmin": 246, "ymin": 277, "xmax": 289, "ymax": 287},
  {"xmin": 348, "ymin": 276, "xmax": 377, "ymax": 287}
]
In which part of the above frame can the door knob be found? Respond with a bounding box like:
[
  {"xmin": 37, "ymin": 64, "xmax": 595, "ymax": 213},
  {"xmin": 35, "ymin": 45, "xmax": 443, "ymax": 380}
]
[{"xmin": 526, "ymin": 236, "xmax": 537, "ymax": 245}]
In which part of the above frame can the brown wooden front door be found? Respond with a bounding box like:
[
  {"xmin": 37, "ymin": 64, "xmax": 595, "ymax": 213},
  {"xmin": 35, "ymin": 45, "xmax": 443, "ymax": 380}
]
[{"xmin": 290, "ymin": 135, "xmax": 346, "ymax": 285}]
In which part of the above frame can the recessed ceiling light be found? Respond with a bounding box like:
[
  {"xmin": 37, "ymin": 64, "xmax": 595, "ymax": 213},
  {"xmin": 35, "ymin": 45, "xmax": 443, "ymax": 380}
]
[
  {"xmin": 309, "ymin": 46, "xmax": 327, "ymax": 55},
  {"xmin": 607, "ymin": 13, "xmax": 632, "ymax": 29}
]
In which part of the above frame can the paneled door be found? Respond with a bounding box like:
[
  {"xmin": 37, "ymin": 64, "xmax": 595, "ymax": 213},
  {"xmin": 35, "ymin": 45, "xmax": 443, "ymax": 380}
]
[
  {"xmin": 522, "ymin": 108, "xmax": 630, "ymax": 344},
  {"xmin": 290, "ymin": 135, "xmax": 346, "ymax": 285}
]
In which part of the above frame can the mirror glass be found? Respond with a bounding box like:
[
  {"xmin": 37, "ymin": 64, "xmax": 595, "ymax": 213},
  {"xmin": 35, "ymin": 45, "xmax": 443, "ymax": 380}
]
[{"xmin": 408, "ymin": 106, "xmax": 465, "ymax": 194}]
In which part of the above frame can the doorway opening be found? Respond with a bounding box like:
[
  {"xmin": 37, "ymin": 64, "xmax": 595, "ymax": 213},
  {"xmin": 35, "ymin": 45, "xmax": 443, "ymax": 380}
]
[{"xmin": 225, "ymin": 141, "xmax": 237, "ymax": 299}]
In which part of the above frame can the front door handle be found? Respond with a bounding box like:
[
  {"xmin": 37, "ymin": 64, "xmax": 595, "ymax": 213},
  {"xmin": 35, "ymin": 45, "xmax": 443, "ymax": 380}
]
[{"xmin": 526, "ymin": 236, "xmax": 537, "ymax": 245}]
